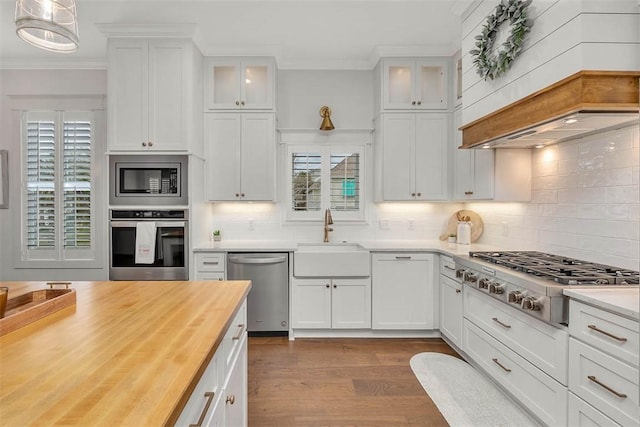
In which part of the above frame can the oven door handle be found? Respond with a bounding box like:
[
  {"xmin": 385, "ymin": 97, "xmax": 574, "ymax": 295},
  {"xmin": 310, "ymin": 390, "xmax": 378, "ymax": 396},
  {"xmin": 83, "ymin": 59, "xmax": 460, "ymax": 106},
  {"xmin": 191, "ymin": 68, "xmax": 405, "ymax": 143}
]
[{"xmin": 110, "ymin": 221, "xmax": 186, "ymax": 228}]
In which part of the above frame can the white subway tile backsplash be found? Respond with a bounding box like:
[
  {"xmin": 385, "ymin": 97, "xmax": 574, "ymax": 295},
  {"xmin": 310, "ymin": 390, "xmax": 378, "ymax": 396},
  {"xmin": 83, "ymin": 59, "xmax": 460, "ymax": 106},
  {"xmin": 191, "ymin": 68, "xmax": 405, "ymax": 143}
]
[
  {"xmin": 531, "ymin": 189, "xmax": 558, "ymax": 203},
  {"xmin": 470, "ymin": 126, "xmax": 639, "ymax": 269},
  {"xmin": 557, "ymin": 187, "xmax": 605, "ymax": 203},
  {"xmin": 605, "ymin": 185, "xmax": 640, "ymax": 204}
]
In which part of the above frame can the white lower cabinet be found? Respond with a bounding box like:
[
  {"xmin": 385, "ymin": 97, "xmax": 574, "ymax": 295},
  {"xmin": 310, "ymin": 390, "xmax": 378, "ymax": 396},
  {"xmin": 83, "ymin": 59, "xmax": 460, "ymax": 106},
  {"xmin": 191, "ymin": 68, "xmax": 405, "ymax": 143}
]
[
  {"xmin": 567, "ymin": 299, "xmax": 639, "ymax": 427},
  {"xmin": 463, "ymin": 319, "xmax": 568, "ymax": 426},
  {"xmin": 371, "ymin": 253, "xmax": 436, "ymax": 329},
  {"xmin": 463, "ymin": 286, "xmax": 568, "ymax": 384},
  {"xmin": 291, "ymin": 278, "xmax": 371, "ymax": 329},
  {"xmin": 194, "ymin": 252, "xmax": 226, "ymax": 280},
  {"xmin": 176, "ymin": 300, "xmax": 247, "ymax": 427},
  {"xmin": 439, "ymin": 275, "xmax": 463, "ymax": 348},
  {"xmin": 568, "ymin": 392, "xmax": 621, "ymax": 427}
]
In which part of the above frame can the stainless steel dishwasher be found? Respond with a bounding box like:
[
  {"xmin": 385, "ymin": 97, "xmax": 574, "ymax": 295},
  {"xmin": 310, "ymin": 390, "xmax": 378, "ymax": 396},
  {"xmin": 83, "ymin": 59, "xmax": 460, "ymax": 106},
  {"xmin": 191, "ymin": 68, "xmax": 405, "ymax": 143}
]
[{"xmin": 227, "ymin": 253, "xmax": 289, "ymax": 334}]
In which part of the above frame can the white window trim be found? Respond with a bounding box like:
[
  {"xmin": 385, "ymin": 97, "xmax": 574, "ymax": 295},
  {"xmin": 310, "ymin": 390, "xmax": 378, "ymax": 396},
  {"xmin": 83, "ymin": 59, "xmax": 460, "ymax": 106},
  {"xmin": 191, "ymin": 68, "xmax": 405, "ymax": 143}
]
[
  {"xmin": 284, "ymin": 144, "xmax": 366, "ymax": 223},
  {"xmin": 12, "ymin": 96, "xmax": 105, "ymax": 269}
]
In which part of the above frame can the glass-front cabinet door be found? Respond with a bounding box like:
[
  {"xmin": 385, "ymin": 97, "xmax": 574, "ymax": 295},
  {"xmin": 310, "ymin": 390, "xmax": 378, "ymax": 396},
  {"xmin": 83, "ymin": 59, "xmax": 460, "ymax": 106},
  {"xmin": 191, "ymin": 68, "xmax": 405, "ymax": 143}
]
[
  {"xmin": 382, "ymin": 59, "xmax": 448, "ymax": 110},
  {"xmin": 205, "ymin": 58, "xmax": 274, "ymax": 110}
]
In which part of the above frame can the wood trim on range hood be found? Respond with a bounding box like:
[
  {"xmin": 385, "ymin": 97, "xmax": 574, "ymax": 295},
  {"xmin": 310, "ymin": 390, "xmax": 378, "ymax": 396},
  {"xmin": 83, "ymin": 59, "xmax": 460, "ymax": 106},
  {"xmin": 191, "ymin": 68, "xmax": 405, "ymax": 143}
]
[{"xmin": 460, "ymin": 71, "xmax": 640, "ymax": 149}]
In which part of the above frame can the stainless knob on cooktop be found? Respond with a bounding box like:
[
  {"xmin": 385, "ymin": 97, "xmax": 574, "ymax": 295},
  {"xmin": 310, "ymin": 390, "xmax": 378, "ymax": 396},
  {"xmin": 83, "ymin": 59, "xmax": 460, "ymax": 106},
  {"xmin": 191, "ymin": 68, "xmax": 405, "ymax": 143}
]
[
  {"xmin": 489, "ymin": 282, "xmax": 505, "ymax": 294},
  {"xmin": 508, "ymin": 290, "xmax": 523, "ymax": 304},
  {"xmin": 478, "ymin": 278, "xmax": 490, "ymax": 289},
  {"xmin": 521, "ymin": 296, "xmax": 543, "ymax": 311}
]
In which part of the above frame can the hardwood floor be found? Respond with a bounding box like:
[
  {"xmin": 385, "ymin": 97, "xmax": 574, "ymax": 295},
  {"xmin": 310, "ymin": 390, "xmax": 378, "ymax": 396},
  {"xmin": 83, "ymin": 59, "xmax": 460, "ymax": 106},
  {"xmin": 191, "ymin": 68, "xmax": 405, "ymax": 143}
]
[{"xmin": 248, "ymin": 337, "xmax": 462, "ymax": 427}]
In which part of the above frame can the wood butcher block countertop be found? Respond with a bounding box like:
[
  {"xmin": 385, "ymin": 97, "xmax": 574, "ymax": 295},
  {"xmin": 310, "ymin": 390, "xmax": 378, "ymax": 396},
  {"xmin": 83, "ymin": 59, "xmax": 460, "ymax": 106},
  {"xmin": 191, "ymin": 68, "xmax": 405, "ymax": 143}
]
[{"xmin": 0, "ymin": 280, "xmax": 251, "ymax": 426}]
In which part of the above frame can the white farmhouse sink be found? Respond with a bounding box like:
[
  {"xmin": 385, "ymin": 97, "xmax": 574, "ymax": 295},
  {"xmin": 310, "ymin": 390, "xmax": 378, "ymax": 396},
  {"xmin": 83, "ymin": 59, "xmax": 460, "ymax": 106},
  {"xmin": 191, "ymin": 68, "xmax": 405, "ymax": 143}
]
[{"xmin": 294, "ymin": 242, "xmax": 370, "ymax": 277}]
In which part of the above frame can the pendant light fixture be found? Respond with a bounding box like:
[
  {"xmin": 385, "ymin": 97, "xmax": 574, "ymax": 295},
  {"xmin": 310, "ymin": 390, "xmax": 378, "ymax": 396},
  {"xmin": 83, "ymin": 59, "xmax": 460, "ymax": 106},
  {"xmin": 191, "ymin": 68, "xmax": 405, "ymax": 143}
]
[{"xmin": 15, "ymin": 0, "xmax": 79, "ymax": 53}]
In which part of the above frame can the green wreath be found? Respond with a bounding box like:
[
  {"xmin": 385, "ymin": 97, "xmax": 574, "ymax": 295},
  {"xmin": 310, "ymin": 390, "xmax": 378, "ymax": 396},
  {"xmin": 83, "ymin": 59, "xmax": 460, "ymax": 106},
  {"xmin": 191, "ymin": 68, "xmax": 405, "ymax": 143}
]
[{"xmin": 470, "ymin": 0, "xmax": 534, "ymax": 81}]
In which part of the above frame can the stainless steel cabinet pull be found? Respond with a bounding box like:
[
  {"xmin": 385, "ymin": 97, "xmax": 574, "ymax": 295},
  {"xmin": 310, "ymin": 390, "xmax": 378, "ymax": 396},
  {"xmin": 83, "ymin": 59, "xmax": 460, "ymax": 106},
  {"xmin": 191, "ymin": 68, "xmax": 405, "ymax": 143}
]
[
  {"xmin": 240, "ymin": 101, "xmax": 245, "ymax": 106},
  {"xmin": 226, "ymin": 394, "xmax": 236, "ymax": 405},
  {"xmin": 587, "ymin": 324, "xmax": 627, "ymax": 342},
  {"xmin": 395, "ymin": 256, "xmax": 412, "ymax": 260},
  {"xmin": 416, "ymin": 192, "xmax": 422, "ymax": 197},
  {"xmin": 232, "ymin": 323, "xmax": 245, "ymax": 340},
  {"xmin": 142, "ymin": 141, "xmax": 147, "ymax": 147},
  {"xmin": 492, "ymin": 317, "xmax": 512, "ymax": 329},
  {"xmin": 235, "ymin": 101, "xmax": 240, "ymax": 106},
  {"xmin": 588, "ymin": 375, "xmax": 627, "ymax": 398},
  {"xmin": 411, "ymin": 101, "xmax": 416, "ymax": 105},
  {"xmin": 189, "ymin": 391, "xmax": 215, "ymax": 427},
  {"xmin": 443, "ymin": 265, "xmax": 456, "ymax": 271},
  {"xmin": 455, "ymin": 289, "xmax": 461, "ymax": 294},
  {"xmin": 492, "ymin": 358, "xmax": 512, "ymax": 372},
  {"xmin": 202, "ymin": 261, "xmax": 219, "ymax": 265},
  {"xmin": 416, "ymin": 100, "xmax": 422, "ymax": 105}
]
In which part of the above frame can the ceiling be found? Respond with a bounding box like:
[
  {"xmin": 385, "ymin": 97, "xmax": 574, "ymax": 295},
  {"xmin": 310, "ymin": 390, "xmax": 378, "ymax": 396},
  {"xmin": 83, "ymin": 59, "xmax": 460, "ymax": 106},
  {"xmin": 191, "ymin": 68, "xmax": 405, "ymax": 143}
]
[{"xmin": 0, "ymin": 0, "xmax": 468, "ymax": 70}]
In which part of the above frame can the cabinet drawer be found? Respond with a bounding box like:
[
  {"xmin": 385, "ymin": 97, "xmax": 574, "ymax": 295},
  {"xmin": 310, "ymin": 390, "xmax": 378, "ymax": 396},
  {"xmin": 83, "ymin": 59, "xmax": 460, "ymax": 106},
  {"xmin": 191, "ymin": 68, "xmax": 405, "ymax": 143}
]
[
  {"xmin": 175, "ymin": 347, "xmax": 224, "ymax": 426},
  {"xmin": 439, "ymin": 255, "xmax": 457, "ymax": 280},
  {"xmin": 197, "ymin": 272, "xmax": 225, "ymax": 281},
  {"xmin": 223, "ymin": 300, "xmax": 247, "ymax": 371},
  {"xmin": 569, "ymin": 338, "xmax": 639, "ymax": 427},
  {"xmin": 568, "ymin": 392, "xmax": 621, "ymax": 427},
  {"xmin": 464, "ymin": 286, "xmax": 569, "ymax": 384},
  {"xmin": 196, "ymin": 253, "xmax": 226, "ymax": 272},
  {"xmin": 463, "ymin": 319, "xmax": 567, "ymax": 427},
  {"xmin": 569, "ymin": 300, "xmax": 639, "ymax": 366}
]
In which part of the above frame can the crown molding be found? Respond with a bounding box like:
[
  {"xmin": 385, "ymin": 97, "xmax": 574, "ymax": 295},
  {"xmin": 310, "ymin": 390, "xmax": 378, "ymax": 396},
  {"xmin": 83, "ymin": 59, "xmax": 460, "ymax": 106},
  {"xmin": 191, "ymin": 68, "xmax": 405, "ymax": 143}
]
[
  {"xmin": 0, "ymin": 58, "xmax": 107, "ymax": 70},
  {"xmin": 95, "ymin": 23, "xmax": 197, "ymax": 38}
]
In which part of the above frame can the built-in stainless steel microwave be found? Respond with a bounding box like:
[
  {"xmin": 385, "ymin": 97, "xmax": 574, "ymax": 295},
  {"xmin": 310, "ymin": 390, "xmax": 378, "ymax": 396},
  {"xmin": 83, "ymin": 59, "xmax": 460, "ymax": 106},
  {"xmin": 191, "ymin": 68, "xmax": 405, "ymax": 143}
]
[{"xmin": 109, "ymin": 155, "xmax": 188, "ymax": 206}]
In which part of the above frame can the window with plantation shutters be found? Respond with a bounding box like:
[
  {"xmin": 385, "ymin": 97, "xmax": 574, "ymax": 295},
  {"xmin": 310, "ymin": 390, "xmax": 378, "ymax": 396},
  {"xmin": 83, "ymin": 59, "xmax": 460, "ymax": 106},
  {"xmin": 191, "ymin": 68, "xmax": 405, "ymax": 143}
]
[
  {"xmin": 287, "ymin": 145, "xmax": 364, "ymax": 221},
  {"xmin": 22, "ymin": 111, "xmax": 95, "ymax": 262}
]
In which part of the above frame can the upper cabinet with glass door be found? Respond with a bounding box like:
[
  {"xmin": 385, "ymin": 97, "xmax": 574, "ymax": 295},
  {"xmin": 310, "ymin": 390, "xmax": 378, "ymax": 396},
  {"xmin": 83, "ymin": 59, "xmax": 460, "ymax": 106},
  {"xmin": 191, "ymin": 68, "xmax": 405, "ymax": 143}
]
[
  {"xmin": 204, "ymin": 57, "xmax": 275, "ymax": 110},
  {"xmin": 380, "ymin": 58, "xmax": 448, "ymax": 110}
]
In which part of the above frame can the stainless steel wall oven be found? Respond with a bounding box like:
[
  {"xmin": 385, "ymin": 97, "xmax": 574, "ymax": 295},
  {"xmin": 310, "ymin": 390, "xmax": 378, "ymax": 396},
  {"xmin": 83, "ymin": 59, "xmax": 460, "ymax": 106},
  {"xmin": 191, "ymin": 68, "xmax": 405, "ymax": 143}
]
[
  {"xmin": 109, "ymin": 209, "xmax": 188, "ymax": 280},
  {"xmin": 109, "ymin": 155, "xmax": 188, "ymax": 206}
]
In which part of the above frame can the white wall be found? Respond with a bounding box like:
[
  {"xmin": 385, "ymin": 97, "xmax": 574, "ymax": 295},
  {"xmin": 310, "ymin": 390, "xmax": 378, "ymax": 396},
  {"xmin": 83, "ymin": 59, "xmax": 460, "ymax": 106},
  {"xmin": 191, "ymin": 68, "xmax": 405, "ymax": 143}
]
[
  {"xmin": 461, "ymin": 0, "xmax": 640, "ymax": 125},
  {"xmin": 0, "ymin": 70, "xmax": 108, "ymax": 281},
  {"xmin": 468, "ymin": 125, "xmax": 639, "ymax": 270}
]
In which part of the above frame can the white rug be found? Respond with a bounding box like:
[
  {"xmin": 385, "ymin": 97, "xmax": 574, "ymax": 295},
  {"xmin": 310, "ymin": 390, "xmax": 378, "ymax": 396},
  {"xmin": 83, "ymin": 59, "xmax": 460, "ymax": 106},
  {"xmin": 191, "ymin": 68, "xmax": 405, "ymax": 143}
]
[{"xmin": 410, "ymin": 353, "xmax": 541, "ymax": 427}]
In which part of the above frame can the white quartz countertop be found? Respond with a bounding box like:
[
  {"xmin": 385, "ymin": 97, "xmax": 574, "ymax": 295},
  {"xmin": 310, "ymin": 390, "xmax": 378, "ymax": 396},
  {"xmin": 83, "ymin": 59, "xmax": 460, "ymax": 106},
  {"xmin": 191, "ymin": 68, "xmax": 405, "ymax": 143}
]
[
  {"xmin": 193, "ymin": 239, "xmax": 500, "ymax": 256},
  {"xmin": 563, "ymin": 288, "xmax": 640, "ymax": 321}
]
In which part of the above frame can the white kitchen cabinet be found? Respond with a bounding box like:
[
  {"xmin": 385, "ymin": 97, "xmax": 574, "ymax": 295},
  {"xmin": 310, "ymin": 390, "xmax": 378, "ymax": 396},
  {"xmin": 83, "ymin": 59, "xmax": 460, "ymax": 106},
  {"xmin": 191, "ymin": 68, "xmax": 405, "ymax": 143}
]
[
  {"xmin": 194, "ymin": 252, "xmax": 226, "ymax": 280},
  {"xmin": 463, "ymin": 318, "xmax": 568, "ymax": 427},
  {"xmin": 222, "ymin": 334, "xmax": 248, "ymax": 427},
  {"xmin": 205, "ymin": 113, "xmax": 275, "ymax": 201},
  {"xmin": 451, "ymin": 108, "xmax": 494, "ymax": 200},
  {"xmin": 440, "ymin": 275, "xmax": 463, "ymax": 348},
  {"xmin": 107, "ymin": 38, "xmax": 200, "ymax": 152},
  {"xmin": 375, "ymin": 113, "xmax": 448, "ymax": 201},
  {"xmin": 567, "ymin": 299, "xmax": 640, "ymax": 427},
  {"xmin": 204, "ymin": 57, "xmax": 274, "ymax": 110},
  {"xmin": 291, "ymin": 278, "xmax": 371, "ymax": 329},
  {"xmin": 176, "ymin": 299, "xmax": 247, "ymax": 427},
  {"xmin": 371, "ymin": 253, "xmax": 436, "ymax": 330},
  {"xmin": 380, "ymin": 59, "xmax": 448, "ymax": 110}
]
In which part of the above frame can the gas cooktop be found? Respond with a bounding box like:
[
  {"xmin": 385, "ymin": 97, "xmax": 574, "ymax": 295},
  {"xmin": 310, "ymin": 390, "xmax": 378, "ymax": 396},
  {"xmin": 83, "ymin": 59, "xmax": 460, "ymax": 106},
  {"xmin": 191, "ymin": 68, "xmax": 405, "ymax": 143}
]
[{"xmin": 469, "ymin": 251, "xmax": 639, "ymax": 286}]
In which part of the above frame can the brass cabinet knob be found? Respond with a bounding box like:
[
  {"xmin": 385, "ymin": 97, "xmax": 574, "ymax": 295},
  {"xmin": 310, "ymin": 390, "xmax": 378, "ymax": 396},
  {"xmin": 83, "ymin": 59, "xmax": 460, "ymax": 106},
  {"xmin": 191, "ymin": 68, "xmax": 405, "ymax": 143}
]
[
  {"xmin": 235, "ymin": 101, "xmax": 240, "ymax": 106},
  {"xmin": 226, "ymin": 395, "xmax": 235, "ymax": 405},
  {"xmin": 325, "ymin": 284, "xmax": 330, "ymax": 288},
  {"xmin": 148, "ymin": 141, "xmax": 153, "ymax": 147},
  {"xmin": 455, "ymin": 289, "xmax": 461, "ymax": 294},
  {"xmin": 333, "ymin": 284, "xmax": 337, "ymax": 288},
  {"xmin": 411, "ymin": 192, "xmax": 416, "ymax": 197},
  {"xmin": 411, "ymin": 101, "xmax": 416, "ymax": 105},
  {"xmin": 416, "ymin": 192, "xmax": 422, "ymax": 197},
  {"xmin": 417, "ymin": 100, "xmax": 422, "ymax": 105},
  {"xmin": 142, "ymin": 142, "xmax": 147, "ymax": 147},
  {"xmin": 235, "ymin": 193, "xmax": 240, "ymax": 197},
  {"xmin": 241, "ymin": 193, "xmax": 245, "ymax": 197},
  {"xmin": 241, "ymin": 101, "xmax": 245, "ymax": 106}
]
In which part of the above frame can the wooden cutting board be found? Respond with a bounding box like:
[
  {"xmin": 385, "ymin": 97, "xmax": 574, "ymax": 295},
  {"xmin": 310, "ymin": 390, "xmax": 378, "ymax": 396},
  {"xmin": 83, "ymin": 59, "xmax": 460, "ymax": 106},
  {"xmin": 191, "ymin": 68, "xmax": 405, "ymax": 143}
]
[{"xmin": 439, "ymin": 210, "xmax": 484, "ymax": 242}]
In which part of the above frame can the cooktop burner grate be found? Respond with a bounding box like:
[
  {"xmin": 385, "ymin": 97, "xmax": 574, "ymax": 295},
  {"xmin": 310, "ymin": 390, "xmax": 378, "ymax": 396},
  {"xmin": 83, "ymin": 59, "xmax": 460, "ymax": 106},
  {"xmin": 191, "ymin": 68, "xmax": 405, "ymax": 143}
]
[{"xmin": 469, "ymin": 251, "xmax": 640, "ymax": 285}]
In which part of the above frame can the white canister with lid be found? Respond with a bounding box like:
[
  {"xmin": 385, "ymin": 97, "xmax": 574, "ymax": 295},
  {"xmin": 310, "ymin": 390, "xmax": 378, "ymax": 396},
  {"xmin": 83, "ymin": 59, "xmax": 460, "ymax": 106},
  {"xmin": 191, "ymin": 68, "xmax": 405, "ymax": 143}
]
[{"xmin": 457, "ymin": 221, "xmax": 471, "ymax": 245}]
